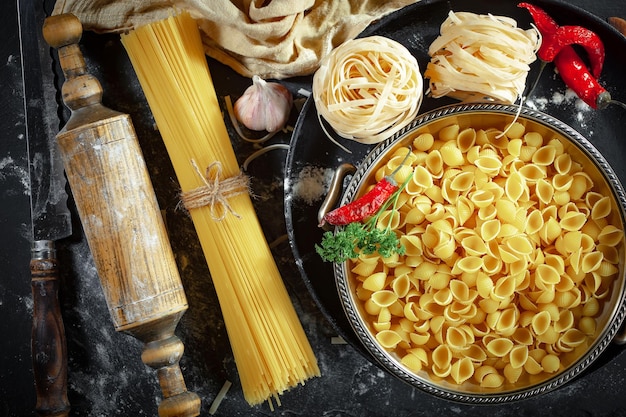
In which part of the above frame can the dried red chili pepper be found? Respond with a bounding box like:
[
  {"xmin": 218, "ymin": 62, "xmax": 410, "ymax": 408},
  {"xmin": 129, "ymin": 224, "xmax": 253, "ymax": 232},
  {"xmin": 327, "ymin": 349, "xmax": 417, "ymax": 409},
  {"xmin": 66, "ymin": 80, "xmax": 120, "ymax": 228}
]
[
  {"xmin": 554, "ymin": 45, "xmax": 611, "ymax": 109},
  {"xmin": 321, "ymin": 178, "xmax": 397, "ymax": 226},
  {"xmin": 518, "ymin": 3, "xmax": 605, "ymax": 77},
  {"xmin": 321, "ymin": 148, "xmax": 413, "ymax": 226}
]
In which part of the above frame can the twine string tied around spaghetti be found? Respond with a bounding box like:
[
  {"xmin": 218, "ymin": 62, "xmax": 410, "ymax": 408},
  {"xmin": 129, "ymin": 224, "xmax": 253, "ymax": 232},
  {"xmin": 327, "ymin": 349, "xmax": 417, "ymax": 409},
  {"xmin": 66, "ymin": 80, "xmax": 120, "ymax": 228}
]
[{"xmin": 180, "ymin": 159, "xmax": 250, "ymax": 220}]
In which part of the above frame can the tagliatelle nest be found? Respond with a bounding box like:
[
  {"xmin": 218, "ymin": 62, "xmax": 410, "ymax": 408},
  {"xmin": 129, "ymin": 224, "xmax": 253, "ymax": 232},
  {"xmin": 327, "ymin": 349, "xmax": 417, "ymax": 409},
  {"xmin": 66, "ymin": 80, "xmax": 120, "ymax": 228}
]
[
  {"xmin": 312, "ymin": 36, "xmax": 424, "ymax": 145},
  {"xmin": 425, "ymin": 11, "xmax": 541, "ymax": 104}
]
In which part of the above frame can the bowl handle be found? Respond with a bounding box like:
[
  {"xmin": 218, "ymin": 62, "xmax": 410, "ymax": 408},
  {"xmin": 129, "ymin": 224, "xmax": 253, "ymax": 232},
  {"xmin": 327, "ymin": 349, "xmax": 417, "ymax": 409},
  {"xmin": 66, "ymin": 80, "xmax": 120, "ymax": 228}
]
[{"xmin": 317, "ymin": 163, "xmax": 356, "ymax": 230}]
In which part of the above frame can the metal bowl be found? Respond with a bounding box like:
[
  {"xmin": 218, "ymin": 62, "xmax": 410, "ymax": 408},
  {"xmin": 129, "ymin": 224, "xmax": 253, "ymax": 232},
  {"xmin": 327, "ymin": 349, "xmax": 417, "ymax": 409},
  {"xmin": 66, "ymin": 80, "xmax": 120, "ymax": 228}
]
[{"xmin": 330, "ymin": 103, "xmax": 626, "ymax": 403}]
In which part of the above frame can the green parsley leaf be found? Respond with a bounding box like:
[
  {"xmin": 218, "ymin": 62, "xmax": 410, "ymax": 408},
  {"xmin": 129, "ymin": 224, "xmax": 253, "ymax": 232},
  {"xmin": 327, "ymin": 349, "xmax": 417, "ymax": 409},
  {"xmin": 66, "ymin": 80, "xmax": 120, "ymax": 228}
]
[{"xmin": 315, "ymin": 222, "xmax": 404, "ymax": 263}]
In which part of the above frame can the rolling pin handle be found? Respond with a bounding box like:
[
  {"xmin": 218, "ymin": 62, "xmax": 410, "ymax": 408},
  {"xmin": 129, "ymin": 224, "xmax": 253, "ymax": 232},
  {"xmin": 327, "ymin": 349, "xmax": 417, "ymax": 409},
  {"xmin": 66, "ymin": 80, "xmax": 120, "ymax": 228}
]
[
  {"xmin": 43, "ymin": 14, "xmax": 103, "ymax": 112},
  {"xmin": 142, "ymin": 336, "xmax": 201, "ymax": 417}
]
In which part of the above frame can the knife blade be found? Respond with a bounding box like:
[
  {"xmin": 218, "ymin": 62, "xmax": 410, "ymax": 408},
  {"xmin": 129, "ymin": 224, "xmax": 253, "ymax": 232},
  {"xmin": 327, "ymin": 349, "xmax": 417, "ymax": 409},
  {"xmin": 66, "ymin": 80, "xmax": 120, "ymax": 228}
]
[{"xmin": 18, "ymin": 0, "xmax": 72, "ymax": 415}]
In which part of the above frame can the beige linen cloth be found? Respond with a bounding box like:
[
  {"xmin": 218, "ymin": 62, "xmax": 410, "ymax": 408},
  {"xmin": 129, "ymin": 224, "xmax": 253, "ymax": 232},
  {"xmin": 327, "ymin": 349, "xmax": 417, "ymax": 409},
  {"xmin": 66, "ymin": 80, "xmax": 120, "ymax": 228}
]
[{"xmin": 53, "ymin": 0, "xmax": 419, "ymax": 79}]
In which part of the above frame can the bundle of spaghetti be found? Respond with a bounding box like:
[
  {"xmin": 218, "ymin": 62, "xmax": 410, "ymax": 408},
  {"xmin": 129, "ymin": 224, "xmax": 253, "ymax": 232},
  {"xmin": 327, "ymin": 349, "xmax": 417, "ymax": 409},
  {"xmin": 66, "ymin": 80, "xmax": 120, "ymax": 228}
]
[{"xmin": 120, "ymin": 12, "xmax": 319, "ymax": 406}]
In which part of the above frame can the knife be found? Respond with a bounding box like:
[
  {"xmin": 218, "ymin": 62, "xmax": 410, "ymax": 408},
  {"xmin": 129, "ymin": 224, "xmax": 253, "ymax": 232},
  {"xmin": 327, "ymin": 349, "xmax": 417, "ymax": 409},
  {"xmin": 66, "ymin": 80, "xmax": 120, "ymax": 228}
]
[{"xmin": 18, "ymin": 0, "xmax": 72, "ymax": 416}]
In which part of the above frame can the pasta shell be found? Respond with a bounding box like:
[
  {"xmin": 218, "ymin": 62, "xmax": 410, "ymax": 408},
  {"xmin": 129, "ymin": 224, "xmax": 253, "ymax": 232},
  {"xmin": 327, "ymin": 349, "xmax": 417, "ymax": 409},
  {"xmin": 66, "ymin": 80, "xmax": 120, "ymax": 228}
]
[
  {"xmin": 509, "ymin": 345, "xmax": 529, "ymax": 369},
  {"xmin": 532, "ymin": 145, "xmax": 557, "ymax": 166},
  {"xmin": 519, "ymin": 145, "xmax": 537, "ymax": 162},
  {"xmin": 596, "ymin": 260, "xmax": 618, "ymax": 277},
  {"xmin": 554, "ymin": 310, "xmax": 575, "ymax": 333},
  {"xmin": 456, "ymin": 196, "xmax": 475, "ymax": 226},
  {"xmin": 493, "ymin": 275, "xmax": 517, "ymax": 300},
  {"xmin": 457, "ymin": 128, "xmax": 477, "ymax": 152},
  {"xmin": 401, "ymin": 352, "xmax": 424, "ymax": 373},
  {"xmin": 531, "ymin": 311, "xmax": 551, "ymax": 335},
  {"xmin": 591, "ymin": 196, "xmax": 612, "ymax": 220},
  {"xmin": 526, "ymin": 209, "xmax": 544, "ymax": 235},
  {"xmin": 451, "ymin": 357, "xmax": 474, "ymax": 384},
  {"xmin": 507, "ymin": 138, "xmax": 523, "ymax": 158},
  {"xmin": 413, "ymin": 165, "xmax": 435, "ymax": 191},
  {"xmin": 450, "ymin": 170, "xmax": 475, "ymax": 192},
  {"xmin": 569, "ymin": 172, "xmax": 592, "ymax": 200},
  {"xmin": 432, "ymin": 344, "xmax": 453, "ymax": 370},
  {"xmin": 371, "ymin": 290, "xmax": 398, "ymax": 308},
  {"xmin": 362, "ymin": 272, "xmax": 388, "ymax": 292},
  {"xmin": 519, "ymin": 163, "xmax": 546, "ymax": 182},
  {"xmin": 486, "ymin": 129, "xmax": 509, "ymax": 149},
  {"xmin": 523, "ymin": 356, "xmax": 543, "ymax": 375},
  {"xmin": 506, "ymin": 235, "xmax": 534, "ymax": 256},
  {"xmin": 461, "ymin": 235, "xmax": 488, "ymax": 256},
  {"xmin": 402, "ymin": 236, "xmax": 425, "ymax": 259},
  {"xmin": 504, "ymin": 363, "xmax": 524, "ymax": 384},
  {"xmin": 505, "ymin": 171, "xmax": 525, "ymax": 201},
  {"xmin": 476, "ymin": 205, "xmax": 496, "ymax": 222},
  {"xmin": 524, "ymin": 131, "xmax": 544, "ymax": 147},
  {"xmin": 541, "ymin": 354, "xmax": 560, "ymax": 373},
  {"xmin": 376, "ymin": 329, "xmax": 403, "ymax": 349},
  {"xmin": 578, "ymin": 316, "xmax": 597, "ymax": 335},
  {"xmin": 425, "ymin": 150, "xmax": 444, "ymax": 176},
  {"xmin": 481, "ymin": 219, "xmax": 501, "ymax": 242},
  {"xmin": 482, "ymin": 255, "xmax": 503, "ymax": 275},
  {"xmin": 559, "ymin": 328, "xmax": 588, "ymax": 348},
  {"xmin": 559, "ymin": 211, "xmax": 587, "ymax": 232},
  {"xmin": 486, "ymin": 338, "xmax": 514, "ymax": 357},
  {"xmin": 553, "ymin": 153, "xmax": 573, "ymax": 175},
  {"xmin": 477, "ymin": 273, "xmax": 495, "ymax": 299},
  {"xmin": 474, "ymin": 155, "xmax": 502, "ymax": 176},
  {"xmin": 552, "ymin": 173, "xmax": 573, "ymax": 192},
  {"xmin": 439, "ymin": 124, "xmax": 460, "ymax": 142},
  {"xmin": 454, "ymin": 256, "xmax": 483, "ymax": 274},
  {"xmin": 470, "ymin": 189, "xmax": 495, "ymax": 208},
  {"xmin": 585, "ymin": 191, "xmax": 603, "ymax": 209},
  {"xmin": 581, "ymin": 251, "xmax": 603, "ymax": 274},
  {"xmin": 413, "ymin": 132, "xmax": 435, "ymax": 151},
  {"xmin": 440, "ymin": 143, "xmax": 465, "ymax": 167}
]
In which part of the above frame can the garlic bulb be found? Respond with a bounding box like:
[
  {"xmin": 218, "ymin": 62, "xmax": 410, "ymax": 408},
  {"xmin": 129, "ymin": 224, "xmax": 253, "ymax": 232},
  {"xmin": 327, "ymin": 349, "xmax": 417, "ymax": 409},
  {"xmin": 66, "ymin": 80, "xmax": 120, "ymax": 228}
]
[{"xmin": 234, "ymin": 75, "xmax": 293, "ymax": 132}]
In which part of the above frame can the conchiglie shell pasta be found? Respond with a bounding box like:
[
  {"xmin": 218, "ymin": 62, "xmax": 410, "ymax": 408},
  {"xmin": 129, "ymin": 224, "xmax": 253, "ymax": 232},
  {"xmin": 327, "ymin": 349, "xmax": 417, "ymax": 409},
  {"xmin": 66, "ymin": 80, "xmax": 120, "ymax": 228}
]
[
  {"xmin": 532, "ymin": 145, "xmax": 557, "ymax": 166},
  {"xmin": 376, "ymin": 330, "xmax": 403, "ymax": 349},
  {"xmin": 451, "ymin": 357, "xmax": 475, "ymax": 384},
  {"xmin": 343, "ymin": 113, "xmax": 624, "ymax": 393},
  {"xmin": 598, "ymin": 225, "xmax": 624, "ymax": 247},
  {"xmin": 440, "ymin": 144, "xmax": 465, "ymax": 167}
]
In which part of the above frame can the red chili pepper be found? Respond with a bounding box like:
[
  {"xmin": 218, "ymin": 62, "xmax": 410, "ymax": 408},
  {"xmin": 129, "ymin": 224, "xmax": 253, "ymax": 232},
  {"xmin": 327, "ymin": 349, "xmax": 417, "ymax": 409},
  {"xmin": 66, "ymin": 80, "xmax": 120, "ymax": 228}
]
[
  {"xmin": 321, "ymin": 177, "xmax": 398, "ymax": 226},
  {"xmin": 518, "ymin": 3, "xmax": 559, "ymax": 35},
  {"xmin": 553, "ymin": 45, "xmax": 611, "ymax": 109},
  {"xmin": 321, "ymin": 148, "xmax": 413, "ymax": 227},
  {"xmin": 518, "ymin": 3, "xmax": 605, "ymax": 77}
]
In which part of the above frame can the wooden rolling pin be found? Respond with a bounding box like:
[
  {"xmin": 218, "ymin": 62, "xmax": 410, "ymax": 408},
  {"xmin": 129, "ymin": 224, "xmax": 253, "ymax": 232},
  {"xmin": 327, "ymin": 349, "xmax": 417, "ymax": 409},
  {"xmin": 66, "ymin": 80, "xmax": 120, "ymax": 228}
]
[{"xmin": 42, "ymin": 14, "xmax": 201, "ymax": 417}]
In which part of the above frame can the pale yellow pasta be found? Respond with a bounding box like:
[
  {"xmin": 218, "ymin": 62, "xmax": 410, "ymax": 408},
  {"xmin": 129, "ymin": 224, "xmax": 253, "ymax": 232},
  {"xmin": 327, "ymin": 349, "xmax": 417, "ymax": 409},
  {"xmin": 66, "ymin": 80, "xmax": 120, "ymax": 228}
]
[
  {"xmin": 414, "ymin": 133, "xmax": 435, "ymax": 152},
  {"xmin": 362, "ymin": 272, "xmax": 387, "ymax": 292},
  {"xmin": 312, "ymin": 36, "xmax": 423, "ymax": 144},
  {"xmin": 532, "ymin": 145, "xmax": 557, "ymax": 166},
  {"xmin": 425, "ymin": 11, "xmax": 539, "ymax": 104},
  {"xmin": 346, "ymin": 120, "xmax": 624, "ymax": 390},
  {"xmin": 451, "ymin": 357, "xmax": 475, "ymax": 384},
  {"xmin": 598, "ymin": 225, "xmax": 625, "ymax": 247}
]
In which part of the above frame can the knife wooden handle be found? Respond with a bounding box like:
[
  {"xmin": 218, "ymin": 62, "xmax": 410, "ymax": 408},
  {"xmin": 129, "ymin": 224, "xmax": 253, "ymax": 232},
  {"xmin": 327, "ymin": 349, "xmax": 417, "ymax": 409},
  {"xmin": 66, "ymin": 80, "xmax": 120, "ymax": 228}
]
[
  {"xmin": 30, "ymin": 241, "xmax": 70, "ymax": 417},
  {"xmin": 43, "ymin": 14, "xmax": 200, "ymax": 417}
]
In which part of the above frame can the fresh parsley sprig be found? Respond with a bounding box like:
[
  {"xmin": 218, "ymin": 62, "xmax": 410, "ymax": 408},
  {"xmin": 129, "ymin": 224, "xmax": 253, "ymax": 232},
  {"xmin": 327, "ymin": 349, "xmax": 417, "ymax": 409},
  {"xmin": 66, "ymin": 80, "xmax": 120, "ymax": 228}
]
[{"xmin": 315, "ymin": 172, "xmax": 412, "ymax": 263}]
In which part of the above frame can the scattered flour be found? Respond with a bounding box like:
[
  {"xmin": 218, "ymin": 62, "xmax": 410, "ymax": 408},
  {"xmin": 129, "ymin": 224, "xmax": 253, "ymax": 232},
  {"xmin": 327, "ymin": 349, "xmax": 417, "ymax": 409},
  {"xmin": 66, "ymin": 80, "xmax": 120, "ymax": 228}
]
[{"xmin": 291, "ymin": 165, "xmax": 334, "ymax": 205}]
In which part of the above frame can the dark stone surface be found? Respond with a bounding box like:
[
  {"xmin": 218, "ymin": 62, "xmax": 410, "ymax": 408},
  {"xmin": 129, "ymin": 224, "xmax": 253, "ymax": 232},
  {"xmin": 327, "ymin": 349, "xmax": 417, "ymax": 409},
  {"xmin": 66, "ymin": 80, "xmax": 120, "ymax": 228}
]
[{"xmin": 2, "ymin": 1, "xmax": 626, "ymax": 416}]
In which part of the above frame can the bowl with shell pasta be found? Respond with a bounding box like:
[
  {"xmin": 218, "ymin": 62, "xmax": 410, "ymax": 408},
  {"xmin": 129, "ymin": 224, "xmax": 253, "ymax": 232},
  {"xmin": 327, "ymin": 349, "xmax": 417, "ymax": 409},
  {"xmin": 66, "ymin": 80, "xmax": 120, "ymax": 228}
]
[{"xmin": 327, "ymin": 103, "xmax": 626, "ymax": 403}]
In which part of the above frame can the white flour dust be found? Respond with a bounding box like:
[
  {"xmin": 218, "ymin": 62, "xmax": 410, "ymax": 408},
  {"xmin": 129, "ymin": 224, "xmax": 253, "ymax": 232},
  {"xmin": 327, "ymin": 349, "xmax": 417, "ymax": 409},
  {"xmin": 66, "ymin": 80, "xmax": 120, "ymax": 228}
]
[
  {"xmin": 290, "ymin": 165, "xmax": 334, "ymax": 205},
  {"xmin": 0, "ymin": 155, "xmax": 29, "ymax": 196}
]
